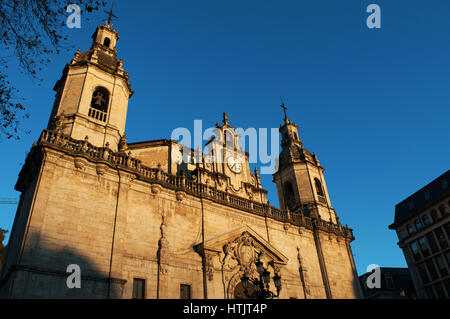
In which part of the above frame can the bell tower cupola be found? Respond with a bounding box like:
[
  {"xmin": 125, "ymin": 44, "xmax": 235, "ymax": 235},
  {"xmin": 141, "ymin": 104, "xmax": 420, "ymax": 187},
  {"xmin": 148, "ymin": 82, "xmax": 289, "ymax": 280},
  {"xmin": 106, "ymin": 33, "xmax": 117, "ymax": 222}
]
[
  {"xmin": 48, "ymin": 11, "xmax": 133, "ymax": 152},
  {"xmin": 273, "ymin": 101, "xmax": 338, "ymax": 223}
]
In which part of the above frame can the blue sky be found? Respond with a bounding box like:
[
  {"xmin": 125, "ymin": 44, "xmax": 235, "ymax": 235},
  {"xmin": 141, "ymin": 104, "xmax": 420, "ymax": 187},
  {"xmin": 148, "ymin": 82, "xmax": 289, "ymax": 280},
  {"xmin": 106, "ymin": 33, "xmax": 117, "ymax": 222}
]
[{"xmin": 1, "ymin": 0, "xmax": 449, "ymax": 275}]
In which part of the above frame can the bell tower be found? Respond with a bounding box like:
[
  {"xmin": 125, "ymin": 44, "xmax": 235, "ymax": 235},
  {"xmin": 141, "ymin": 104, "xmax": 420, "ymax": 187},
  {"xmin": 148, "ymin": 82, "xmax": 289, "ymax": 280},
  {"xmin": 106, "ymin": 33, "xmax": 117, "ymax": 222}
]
[
  {"xmin": 273, "ymin": 102, "xmax": 338, "ymax": 223},
  {"xmin": 48, "ymin": 14, "xmax": 133, "ymax": 152}
]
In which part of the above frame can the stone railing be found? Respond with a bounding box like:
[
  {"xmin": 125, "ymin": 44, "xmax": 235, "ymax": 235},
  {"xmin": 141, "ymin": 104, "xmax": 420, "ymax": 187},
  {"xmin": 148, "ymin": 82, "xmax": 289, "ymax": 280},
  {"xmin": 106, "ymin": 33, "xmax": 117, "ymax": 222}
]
[
  {"xmin": 37, "ymin": 129, "xmax": 354, "ymax": 240},
  {"xmin": 88, "ymin": 107, "xmax": 107, "ymax": 122}
]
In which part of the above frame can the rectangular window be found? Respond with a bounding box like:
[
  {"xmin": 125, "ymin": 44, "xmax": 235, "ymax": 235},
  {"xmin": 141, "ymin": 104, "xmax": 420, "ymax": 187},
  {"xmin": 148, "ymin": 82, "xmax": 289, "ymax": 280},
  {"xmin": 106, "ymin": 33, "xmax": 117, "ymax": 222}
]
[
  {"xmin": 433, "ymin": 283, "xmax": 447, "ymax": 299},
  {"xmin": 132, "ymin": 278, "xmax": 145, "ymax": 299},
  {"xmin": 385, "ymin": 274, "xmax": 395, "ymax": 289},
  {"xmin": 425, "ymin": 285, "xmax": 435, "ymax": 299},
  {"xmin": 444, "ymin": 222, "xmax": 450, "ymax": 240},
  {"xmin": 410, "ymin": 241, "xmax": 421, "ymax": 261},
  {"xmin": 434, "ymin": 227, "xmax": 448, "ymax": 249},
  {"xmin": 417, "ymin": 263, "xmax": 430, "ymax": 284},
  {"xmin": 425, "ymin": 233, "xmax": 439, "ymax": 254},
  {"xmin": 407, "ymin": 224, "xmax": 414, "ymax": 234},
  {"xmin": 425, "ymin": 259, "xmax": 439, "ymax": 281},
  {"xmin": 180, "ymin": 284, "xmax": 191, "ymax": 299},
  {"xmin": 444, "ymin": 279, "xmax": 450, "ymax": 297},
  {"xmin": 422, "ymin": 215, "xmax": 431, "ymax": 225},
  {"xmin": 435, "ymin": 255, "xmax": 449, "ymax": 277},
  {"xmin": 418, "ymin": 237, "xmax": 430, "ymax": 258},
  {"xmin": 415, "ymin": 219, "xmax": 423, "ymax": 230}
]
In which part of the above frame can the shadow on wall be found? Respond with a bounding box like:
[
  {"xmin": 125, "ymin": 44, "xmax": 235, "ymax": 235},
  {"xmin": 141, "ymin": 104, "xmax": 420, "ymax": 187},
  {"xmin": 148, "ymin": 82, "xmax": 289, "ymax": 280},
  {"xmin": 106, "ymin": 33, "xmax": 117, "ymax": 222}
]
[{"xmin": 0, "ymin": 231, "xmax": 125, "ymax": 299}]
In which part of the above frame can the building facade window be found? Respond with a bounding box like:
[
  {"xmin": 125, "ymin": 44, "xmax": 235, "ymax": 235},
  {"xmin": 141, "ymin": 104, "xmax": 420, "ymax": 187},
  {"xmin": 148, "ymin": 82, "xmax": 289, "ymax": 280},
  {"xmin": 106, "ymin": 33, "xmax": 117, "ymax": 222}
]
[
  {"xmin": 424, "ymin": 190, "xmax": 431, "ymax": 201},
  {"xmin": 407, "ymin": 224, "xmax": 414, "ymax": 234},
  {"xmin": 425, "ymin": 285, "xmax": 435, "ymax": 299},
  {"xmin": 434, "ymin": 255, "xmax": 448, "ymax": 277},
  {"xmin": 425, "ymin": 259, "xmax": 439, "ymax": 281},
  {"xmin": 410, "ymin": 241, "xmax": 421, "ymax": 261},
  {"xmin": 132, "ymin": 278, "xmax": 145, "ymax": 299},
  {"xmin": 434, "ymin": 227, "xmax": 448, "ymax": 249},
  {"xmin": 417, "ymin": 263, "xmax": 430, "ymax": 284},
  {"xmin": 415, "ymin": 219, "xmax": 423, "ymax": 230},
  {"xmin": 433, "ymin": 283, "xmax": 447, "ymax": 299},
  {"xmin": 422, "ymin": 215, "xmax": 431, "ymax": 225},
  {"xmin": 417, "ymin": 237, "xmax": 430, "ymax": 258},
  {"xmin": 384, "ymin": 272, "xmax": 395, "ymax": 289},
  {"xmin": 444, "ymin": 222, "xmax": 450, "ymax": 239},
  {"xmin": 445, "ymin": 251, "xmax": 450, "ymax": 267},
  {"xmin": 180, "ymin": 284, "xmax": 191, "ymax": 299},
  {"xmin": 314, "ymin": 178, "xmax": 324, "ymax": 196},
  {"xmin": 425, "ymin": 233, "xmax": 439, "ymax": 254},
  {"xmin": 444, "ymin": 279, "xmax": 450, "ymax": 297}
]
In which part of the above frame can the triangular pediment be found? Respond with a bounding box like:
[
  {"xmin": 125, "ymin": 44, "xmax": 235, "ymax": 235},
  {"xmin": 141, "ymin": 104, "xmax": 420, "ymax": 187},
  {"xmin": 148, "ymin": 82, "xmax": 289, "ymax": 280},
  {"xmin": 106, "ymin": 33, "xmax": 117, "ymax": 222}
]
[{"xmin": 195, "ymin": 225, "xmax": 288, "ymax": 265}]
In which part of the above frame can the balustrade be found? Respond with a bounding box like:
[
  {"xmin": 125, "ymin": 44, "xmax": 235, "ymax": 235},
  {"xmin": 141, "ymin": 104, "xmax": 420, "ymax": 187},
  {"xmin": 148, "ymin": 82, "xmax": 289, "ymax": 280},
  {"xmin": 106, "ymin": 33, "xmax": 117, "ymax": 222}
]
[{"xmin": 37, "ymin": 129, "xmax": 353, "ymax": 239}]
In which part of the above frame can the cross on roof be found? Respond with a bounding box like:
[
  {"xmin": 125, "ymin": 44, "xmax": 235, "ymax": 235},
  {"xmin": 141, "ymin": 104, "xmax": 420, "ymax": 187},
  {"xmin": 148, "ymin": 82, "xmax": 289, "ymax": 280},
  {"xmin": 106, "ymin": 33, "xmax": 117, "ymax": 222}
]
[
  {"xmin": 280, "ymin": 97, "xmax": 288, "ymax": 119},
  {"xmin": 105, "ymin": 4, "xmax": 118, "ymax": 24}
]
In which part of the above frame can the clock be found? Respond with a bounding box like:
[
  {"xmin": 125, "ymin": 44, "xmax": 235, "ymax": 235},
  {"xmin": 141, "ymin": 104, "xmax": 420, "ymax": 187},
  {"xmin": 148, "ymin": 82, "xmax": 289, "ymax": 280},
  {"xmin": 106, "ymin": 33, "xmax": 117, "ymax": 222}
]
[
  {"xmin": 227, "ymin": 156, "xmax": 242, "ymax": 174},
  {"xmin": 171, "ymin": 149, "xmax": 183, "ymax": 164}
]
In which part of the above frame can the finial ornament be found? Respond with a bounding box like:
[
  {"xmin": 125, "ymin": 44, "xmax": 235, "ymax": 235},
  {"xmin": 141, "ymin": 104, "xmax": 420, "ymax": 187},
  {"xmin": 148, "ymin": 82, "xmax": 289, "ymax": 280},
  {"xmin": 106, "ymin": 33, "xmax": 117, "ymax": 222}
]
[{"xmin": 223, "ymin": 112, "xmax": 229, "ymax": 125}]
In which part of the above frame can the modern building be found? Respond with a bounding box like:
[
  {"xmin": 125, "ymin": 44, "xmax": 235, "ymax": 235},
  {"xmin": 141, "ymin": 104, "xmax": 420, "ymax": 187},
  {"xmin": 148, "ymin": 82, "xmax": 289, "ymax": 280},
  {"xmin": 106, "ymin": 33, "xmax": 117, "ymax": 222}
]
[
  {"xmin": 0, "ymin": 19, "xmax": 360, "ymax": 299},
  {"xmin": 389, "ymin": 170, "xmax": 450, "ymax": 299},
  {"xmin": 359, "ymin": 267, "xmax": 416, "ymax": 299}
]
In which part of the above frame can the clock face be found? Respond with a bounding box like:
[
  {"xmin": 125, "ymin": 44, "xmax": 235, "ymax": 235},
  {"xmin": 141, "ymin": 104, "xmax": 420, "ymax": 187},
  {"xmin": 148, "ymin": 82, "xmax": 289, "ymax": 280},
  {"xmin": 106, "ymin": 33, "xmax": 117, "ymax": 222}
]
[
  {"xmin": 227, "ymin": 156, "xmax": 242, "ymax": 174},
  {"xmin": 171, "ymin": 149, "xmax": 183, "ymax": 164}
]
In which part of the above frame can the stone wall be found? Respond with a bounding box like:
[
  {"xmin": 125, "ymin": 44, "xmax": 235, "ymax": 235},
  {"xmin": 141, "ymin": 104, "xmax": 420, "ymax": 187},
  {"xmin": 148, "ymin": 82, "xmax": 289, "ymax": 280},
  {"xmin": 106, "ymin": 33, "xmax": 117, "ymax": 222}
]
[{"xmin": 1, "ymin": 145, "xmax": 359, "ymax": 299}]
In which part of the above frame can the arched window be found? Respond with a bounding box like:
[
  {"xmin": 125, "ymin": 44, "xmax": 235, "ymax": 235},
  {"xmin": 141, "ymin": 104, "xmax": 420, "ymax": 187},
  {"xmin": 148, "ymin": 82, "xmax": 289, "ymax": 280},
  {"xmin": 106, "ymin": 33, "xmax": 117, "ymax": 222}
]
[
  {"xmin": 225, "ymin": 129, "xmax": 234, "ymax": 148},
  {"xmin": 283, "ymin": 181, "xmax": 296, "ymax": 209},
  {"xmin": 103, "ymin": 37, "xmax": 111, "ymax": 48},
  {"xmin": 315, "ymin": 178, "xmax": 324, "ymax": 196},
  {"xmin": 89, "ymin": 87, "xmax": 109, "ymax": 122}
]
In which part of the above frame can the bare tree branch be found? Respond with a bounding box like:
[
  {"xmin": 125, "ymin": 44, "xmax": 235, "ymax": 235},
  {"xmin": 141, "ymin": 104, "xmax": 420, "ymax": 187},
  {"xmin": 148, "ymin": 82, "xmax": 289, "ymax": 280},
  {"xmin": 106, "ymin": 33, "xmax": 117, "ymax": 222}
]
[{"xmin": 0, "ymin": 0, "xmax": 107, "ymax": 140}]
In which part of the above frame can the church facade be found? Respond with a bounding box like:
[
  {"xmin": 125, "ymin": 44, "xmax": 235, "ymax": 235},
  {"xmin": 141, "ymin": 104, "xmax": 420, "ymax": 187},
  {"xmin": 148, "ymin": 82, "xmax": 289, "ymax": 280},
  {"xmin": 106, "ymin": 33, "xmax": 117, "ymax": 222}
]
[{"xmin": 0, "ymin": 22, "xmax": 361, "ymax": 299}]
